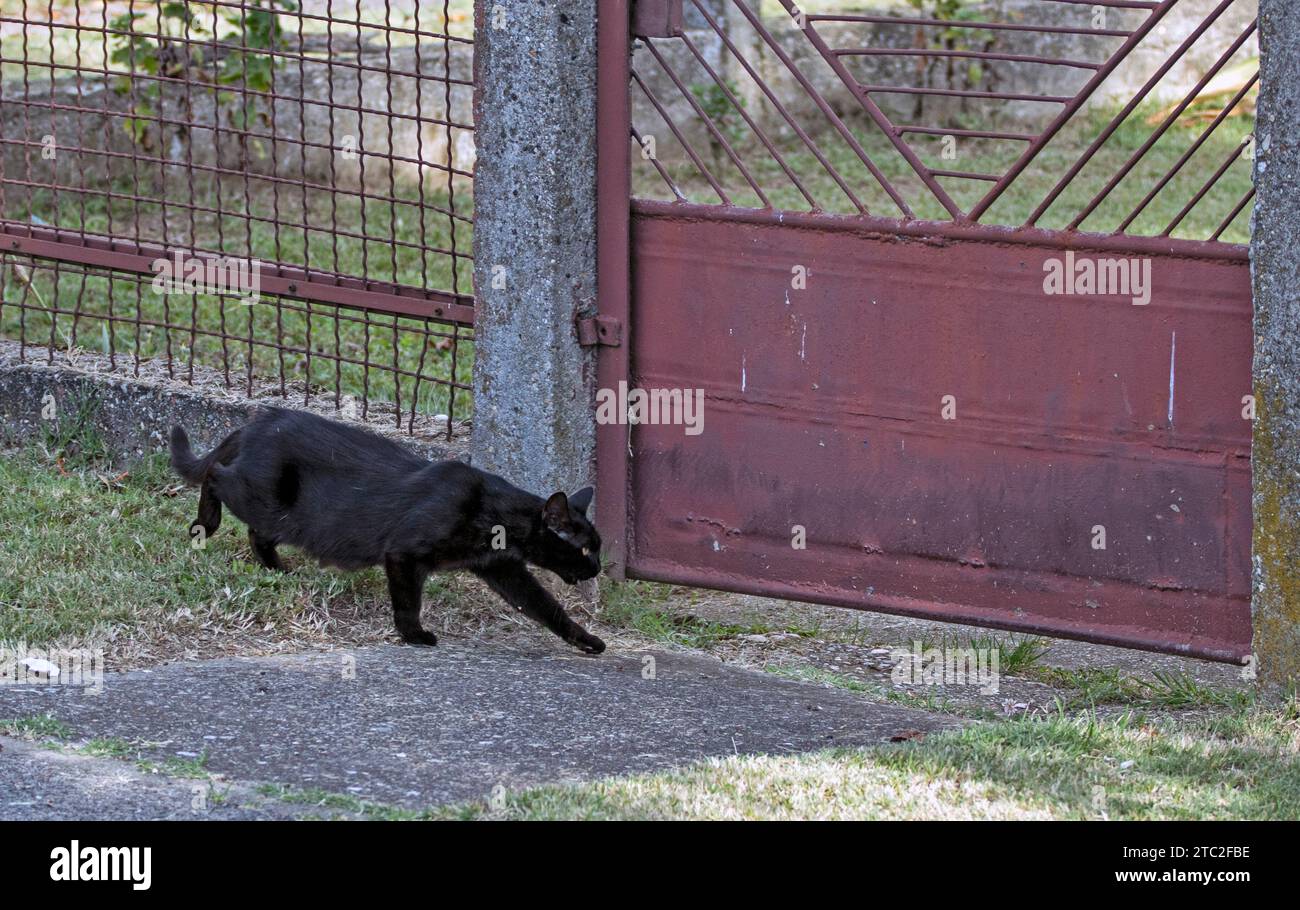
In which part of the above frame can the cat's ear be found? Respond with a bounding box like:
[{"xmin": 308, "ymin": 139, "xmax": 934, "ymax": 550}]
[
  {"xmin": 570, "ymin": 486, "xmax": 594, "ymax": 515},
  {"xmin": 543, "ymin": 491, "xmax": 572, "ymax": 533}
]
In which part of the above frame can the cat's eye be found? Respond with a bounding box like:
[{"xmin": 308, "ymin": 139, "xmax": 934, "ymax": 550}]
[{"xmin": 581, "ymin": 547, "xmax": 590, "ymax": 556}]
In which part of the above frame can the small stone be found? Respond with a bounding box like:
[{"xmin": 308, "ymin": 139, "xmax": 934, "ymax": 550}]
[{"xmin": 20, "ymin": 657, "xmax": 59, "ymax": 679}]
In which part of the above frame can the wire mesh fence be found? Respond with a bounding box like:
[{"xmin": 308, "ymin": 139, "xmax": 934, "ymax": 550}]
[{"xmin": 0, "ymin": 0, "xmax": 475, "ymax": 435}]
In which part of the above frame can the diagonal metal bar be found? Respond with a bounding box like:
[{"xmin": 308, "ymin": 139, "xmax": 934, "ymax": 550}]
[
  {"xmin": 786, "ymin": 0, "xmax": 963, "ymax": 219},
  {"xmin": 1210, "ymin": 186, "xmax": 1254, "ymax": 241},
  {"xmin": 632, "ymin": 124, "xmax": 689, "ymax": 201},
  {"xmin": 632, "ymin": 68, "xmax": 733, "ymax": 205},
  {"xmin": 931, "ymin": 169, "xmax": 1000, "ymax": 182},
  {"xmin": 1068, "ymin": 19, "xmax": 1258, "ymax": 231},
  {"xmin": 729, "ymin": 0, "xmax": 914, "ymax": 218},
  {"xmin": 642, "ymin": 37, "xmax": 771, "ymax": 207},
  {"xmin": 1162, "ymin": 132, "xmax": 1252, "ymax": 238},
  {"xmin": 675, "ymin": 28, "xmax": 819, "ymax": 211},
  {"xmin": 1024, "ymin": 0, "xmax": 1239, "ymax": 227},
  {"xmin": 860, "ymin": 85, "xmax": 1074, "ymax": 103},
  {"xmin": 686, "ymin": 0, "xmax": 866, "ymax": 214},
  {"xmin": 897, "ymin": 125, "xmax": 1036, "ymax": 141},
  {"xmin": 1120, "ymin": 72, "xmax": 1259, "ymax": 233},
  {"xmin": 806, "ymin": 12, "xmax": 1134, "ymax": 38},
  {"xmin": 967, "ymin": 0, "xmax": 1179, "ymax": 222},
  {"xmin": 835, "ymin": 47, "xmax": 1102, "ymax": 71}
]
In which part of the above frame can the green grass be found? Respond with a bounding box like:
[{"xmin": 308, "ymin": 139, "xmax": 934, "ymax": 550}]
[
  {"xmin": 1034, "ymin": 666, "xmax": 1252, "ymax": 712},
  {"xmin": 78, "ymin": 736, "xmax": 209, "ymax": 777},
  {"xmin": 0, "ymin": 712, "xmax": 72, "ymax": 741},
  {"xmin": 0, "ymin": 439, "xmax": 389, "ymax": 649},
  {"xmin": 763, "ymin": 660, "xmax": 1002, "ymax": 719},
  {"xmin": 898, "ymin": 632, "xmax": 1052, "ymax": 676},
  {"xmin": 254, "ymin": 782, "xmax": 439, "ymax": 821},
  {"xmin": 444, "ymin": 698, "xmax": 1300, "ymax": 820},
  {"xmin": 145, "ymin": 750, "xmax": 212, "ymax": 778},
  {"xmin": 764, "ymin": 661, "xmax": 873, "ymax": 692},
  {"xmin": 81, "ymin": 737, "xmax": 137, "ymax": 760},
  {"xmin": 599, "ymin": 579, "xmax": 829, "ymax": 649}
]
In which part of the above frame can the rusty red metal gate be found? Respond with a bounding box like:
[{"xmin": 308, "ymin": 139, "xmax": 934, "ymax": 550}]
[{"xmin": 596, "ymin": 0, "xmax": 1257, "ymax": 662}]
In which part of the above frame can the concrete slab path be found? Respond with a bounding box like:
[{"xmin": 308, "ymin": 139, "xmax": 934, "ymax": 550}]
[{"xmin": 0, "ymin": 641, "xmax": 959, "ymax": 818}]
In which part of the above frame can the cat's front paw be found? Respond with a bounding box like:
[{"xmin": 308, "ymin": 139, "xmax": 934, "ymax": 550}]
[
  {"xmin": 399, "ymin": 627, "xmax": 439, "ymax": 647},
  {"xmin": 570, "ymin": 631, "xmax": 605, "ymax": 655}
]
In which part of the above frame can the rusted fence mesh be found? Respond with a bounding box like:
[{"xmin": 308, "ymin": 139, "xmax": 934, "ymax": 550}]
[
  {"xmin": 631, "ymin": 0, "xmax": 1256, "ymax": 245},
  {"xmin": 0, "ymin": 0, "xmax": 474, "ymax": 435}
]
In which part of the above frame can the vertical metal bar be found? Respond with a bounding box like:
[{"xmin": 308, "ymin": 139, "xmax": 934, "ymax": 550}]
[
  {"xmin": 206, "ymin": 8, "xmax": 230, "ymax": 388},
  {"xmin": 407, "ymin": 0, "xmax": 433, "ymax": 433},
  {"xmin": 154, "ymin": 4, "xmax": 173, "ymax": 380},
  {"xmin": 354, "ymin": 1, "xmax": 371, "ymax": 421},
  {"xmin": 447, "ymin": 321, "xmax": 460, "ymax": 441},
  {"xmin": 236, "ymin": 0, "xmax": 256, "ymax": 398},
  {"xmin": 267, "ymin": 1, "xmax": 287, "ymax": 400},
  {"xmin": 382, "ymin": 0, "xmax": 402, "ymax": 426},
  {"xmin": 441, "ymin": 0, "xmax": 462, "ymax": 438},
  {"xmin": 596, "ymin": 0, "xmax": 632, "ymax": 577},
  {"xmin": 181, "ymin": 2, "xmax": 201, "ymax": 386},
  {"xmin": 44, "ymin": 6, "xmax": 60, "ymax": 364},
  {"xmin": 126, "ymin": 0, "xmax": 143, "ymax": 377}
]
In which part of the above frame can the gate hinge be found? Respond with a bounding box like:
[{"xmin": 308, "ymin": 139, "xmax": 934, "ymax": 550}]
[
  {"xmin": 632, "ymin": 0, "xmax": 683, "ymax": 39},
  {"xmin": 577, "ymin": 315, "xmax": 623, "ymax": 348}
]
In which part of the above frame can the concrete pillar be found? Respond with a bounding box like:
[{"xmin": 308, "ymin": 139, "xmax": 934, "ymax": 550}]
[
  {"xmin": 471, "ymin": 1, "xmax": 599, "ymax": 498},
  {"xmin": 1250, "ymin": 0, "xmax": 1300, "ymax": 691}
]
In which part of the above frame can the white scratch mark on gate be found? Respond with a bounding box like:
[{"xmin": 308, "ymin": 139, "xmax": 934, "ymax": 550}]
[{"xmin": 1168, "ymin": 331, "xmax": 1177, "ymax": 428}]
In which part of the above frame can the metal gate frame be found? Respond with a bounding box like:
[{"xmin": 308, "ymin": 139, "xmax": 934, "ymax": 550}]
[{"xmin": 595, "ymin": 0, "xmax": 1255, "ymax": 662}]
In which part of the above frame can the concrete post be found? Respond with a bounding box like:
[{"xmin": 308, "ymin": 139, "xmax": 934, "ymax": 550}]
[
  {"xmin": 1250, "ymin": 0, "xmax": 1300, "ymax": 691},
  {"xmin": 471, "ymin": 1, "xmax": 599, "ymax": 498}
]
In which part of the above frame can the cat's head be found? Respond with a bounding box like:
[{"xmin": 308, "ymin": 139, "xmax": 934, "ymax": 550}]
[{"xmin": 531, "ymin": 486, "xmax": 601, "ymax": 584}]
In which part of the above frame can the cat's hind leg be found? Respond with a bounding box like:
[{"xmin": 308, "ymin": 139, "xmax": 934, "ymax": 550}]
[
  {"xmin": 385, "ymin": 555, "xmax": 437, "ymax": 646},
  {"xmin": 249, "ymin": 528, "xmax": 286, "ymax": 572}
]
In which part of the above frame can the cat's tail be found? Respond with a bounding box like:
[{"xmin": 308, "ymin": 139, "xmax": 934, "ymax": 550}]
[{"xmin": 169, "ymin": 425, "xmax": 240, "ymax": 485}]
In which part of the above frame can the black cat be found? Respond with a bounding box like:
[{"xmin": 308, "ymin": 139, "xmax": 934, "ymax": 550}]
[{"xmin": 169, "ymin": 407, "xmax": 605, "ymax": 654}]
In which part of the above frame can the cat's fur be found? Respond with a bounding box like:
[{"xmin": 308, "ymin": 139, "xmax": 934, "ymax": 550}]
[{"xmin": 169, "ymin": 407, "xmax": 605, "ymax": 654}]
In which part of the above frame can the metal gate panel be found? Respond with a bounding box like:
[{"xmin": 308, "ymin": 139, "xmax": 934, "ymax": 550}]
[
  {"xmin": 621, "ymin": 207, "xmax": 1251, "ymax": 661},
  {"xmin": 595, "ymin": 0, "xmax": 1258, "ymax": 661}
]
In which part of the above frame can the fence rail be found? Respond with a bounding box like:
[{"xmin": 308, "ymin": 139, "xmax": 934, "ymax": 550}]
[{"xmin": 0, "ymin": 0, "xmax": 475, "ymax": 434}]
